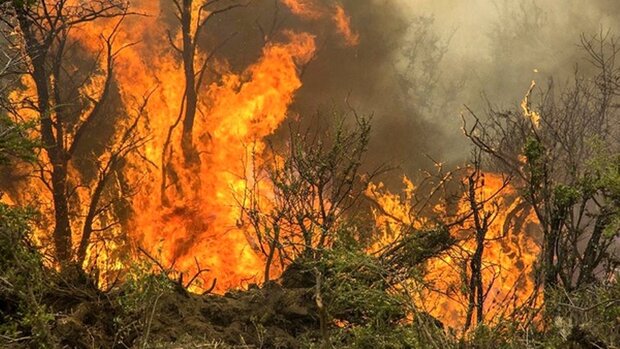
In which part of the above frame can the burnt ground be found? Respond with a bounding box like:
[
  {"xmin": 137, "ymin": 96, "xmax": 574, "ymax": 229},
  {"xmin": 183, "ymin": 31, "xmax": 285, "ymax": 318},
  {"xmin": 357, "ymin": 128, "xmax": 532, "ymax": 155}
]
[
  {"xmin": 142, "ymin": 282, "xmax": 319, "ymax": 348},
  {"xmin": 1, "ymin": 271, "xmax": 322, "ymax": 349}
]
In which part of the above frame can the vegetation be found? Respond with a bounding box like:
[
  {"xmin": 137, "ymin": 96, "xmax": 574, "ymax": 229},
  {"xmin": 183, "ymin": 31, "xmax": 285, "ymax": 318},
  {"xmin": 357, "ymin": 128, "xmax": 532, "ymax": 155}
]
[
  {"xmin": 463, "ymin": 31, "xmax": 620, "ymax": 301},
  {"xmin": 0, "ymin": 1, "xmax": 618, "ymax": 348}
]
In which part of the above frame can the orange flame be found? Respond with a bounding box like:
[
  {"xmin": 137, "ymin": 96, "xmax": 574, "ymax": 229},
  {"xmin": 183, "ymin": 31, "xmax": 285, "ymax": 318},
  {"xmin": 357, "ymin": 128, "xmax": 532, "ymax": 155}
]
[
  {"xmin": 6, "ymin": 1, "xmax": 319, "ymax": 289},
  {"xmin": 281, "ymin": 1, "xmax": 360, "ymax": 46},
  {"xmin": 366, "ymin": 173, "xmax": 542, "ymax": 329},
  {"xmin": 280, "ymin": 0, "xmax": 324, "ymax": 19},
  {"xmin": 333, "ymin": 4, "xmax": 359, "ymax": 46},
  {"xmin": 78, "ymin": 2, "xmax": 319, "ymax": 290},
  {"xmin": 128, "ymin": 31, "xmax": 317, "ymax": 291}
]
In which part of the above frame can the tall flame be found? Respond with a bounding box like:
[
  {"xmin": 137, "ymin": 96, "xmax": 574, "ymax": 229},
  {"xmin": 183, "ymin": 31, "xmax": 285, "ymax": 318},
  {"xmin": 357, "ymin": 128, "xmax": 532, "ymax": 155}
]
[
  {"xmin": 128, "ymin": 30, "xmax": 317, "ymax": 291},
  {"xmin": 5, "ymin": 0, "xmax": 325, "ymax": 289},
  {"xmin": 77, "ymin": 2, "xmax": 321, "ymax": 290}
]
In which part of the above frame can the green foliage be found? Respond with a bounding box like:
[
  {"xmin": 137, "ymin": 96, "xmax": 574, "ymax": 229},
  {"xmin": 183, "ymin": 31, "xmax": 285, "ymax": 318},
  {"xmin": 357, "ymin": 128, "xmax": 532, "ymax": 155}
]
[
  {"xmin": 113, "ymin": 260, "xmax": 176, "ymax": 346},
  {"xmin": 542, "ymin": 280, "xmax": 620, "ymax": 348},
  {"xmin": 119, "ymin": 266, "xmax": 173, "ymax": 307},
  {"xmin": 298, "ymin": 242, "xmax": 437, "ymax": 348},
  {"xmin": 458, "ymin": 278, "xmax": 620, "ymax": 348},
  {"xmin": 119, "ymin": 261, "xmax": 174, "ymax": 312},
  {"xmin": 318, "ymin": 247, "xmax": 406, "ymax": 325},
  {"xmin": 466, "ymin": 324, "xmax": 515, "ymax": 349},
  {"xmin": 524, "ymin": 137, "xmax": 544, "ymax": 163},
  {"xmin": 0, "ymin": 113, "xmax": 37, "ymax": 165},
  {"xmin": 523, "ymin": 137, "xmax": 545, "ymax": 189},
  {"xmin": 553, "ymin": 184, "xmax": 580, "ymax": 209},
  {"xmin": 588, "ymin": 145, "xmax": 620, "ymax": 239},
  {"xmin": 0, "ymin": 203, "xmax": 55, "ymax": 347},
  {"xmin": 330, "ymin": 324, "xmax": 422, "ymax": 349},
  {"xmin": 0, "ymin": 0, "xmax": 36, "ymax": 8}
]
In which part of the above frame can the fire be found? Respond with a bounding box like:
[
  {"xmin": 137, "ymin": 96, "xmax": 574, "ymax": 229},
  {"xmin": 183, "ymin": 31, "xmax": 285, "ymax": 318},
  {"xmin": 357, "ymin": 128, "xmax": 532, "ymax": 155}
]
[
  {"xmin": 3, "ymin": 1, "xmax": 540, "ymax": 320},
  {"xmin": 281, "ymin": 1, "xmax": 360, "ymax": 46},
  {"xmin": 333, "ymin": 4, "xmax": 360, "ymax": 46},
  {"xmin": 366, "ymin": 173, "xmax": 541, "ymax": 329},
  {"xmin": 128, "ymin": 30, "xmax": 317, "ymax": 291},
  {"xmin": 81, "ymin": 1, "xmax": 357, "ymax": 291},
  {"xmin": 521, "ymin": 80, "xmax": 541, "ymax": 128},
  {"xmin": 280, "ymin": 0, "xmax": 324, "ymax": 19},
  {"xmin": 72, "ymin": 1, "xmax": 319, "ymax": 290},
  {"xmin": 1, "ymin": 0, "xmax": 544, "ymax": 334},
  {"xmin": 5, "ymin": 0, "xmax": 354, "ymax": 290}
]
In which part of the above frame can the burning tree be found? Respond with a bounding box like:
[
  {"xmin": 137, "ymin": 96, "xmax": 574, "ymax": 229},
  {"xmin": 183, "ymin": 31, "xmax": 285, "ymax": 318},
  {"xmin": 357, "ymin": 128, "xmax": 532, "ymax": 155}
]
[
  {"xmin": 0, "ymin": 0, "xmax": 147, "ymax": 269},
  {"xmin": 171, "ymin": 0, "xmax": 246, "ymax": 164},
  {"xmin": 365, "ymin": 159, "xmax": 541, "ymax": 331},
  {"xmin": 463, "ymin": 32, "xmax": 620, "ymax": 297}
]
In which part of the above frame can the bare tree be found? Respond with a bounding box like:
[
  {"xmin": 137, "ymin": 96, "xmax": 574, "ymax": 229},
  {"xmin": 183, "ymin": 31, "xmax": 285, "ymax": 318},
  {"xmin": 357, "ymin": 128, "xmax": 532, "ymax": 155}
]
[
  {"xmin": 238, "ymin": 113, "xmax": 377, "ymax": 281},
  {"xmin": 0, "ymin": 48, "xmax": 35, "ymax": 165},
  {"xmin": 75, "ymin": 93, "xmax": 151, "ymax": 266},
  {"xmin": 159, "ymin": 0, "xmax": 247, "ymax": 207},
  {"xmin": 460, "ymin": 153, "xmax": 512, "ymax": 331}
]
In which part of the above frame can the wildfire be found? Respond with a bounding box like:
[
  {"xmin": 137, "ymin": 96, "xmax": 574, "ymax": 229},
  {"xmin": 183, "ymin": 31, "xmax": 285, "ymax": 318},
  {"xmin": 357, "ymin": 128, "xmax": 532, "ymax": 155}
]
[
  {"xmin": 3, "ymin": 2, "xmax": 543, "ymax": 327},
  {"xmin": 0, "ymin": 0, "xmax": 548, "ymax": 336},
  {"xmin": 6, "ymin": 0, "xmax": 542, "ymax": 326},
  {"xmin": 333, "ymin": 4, "xmax": 360, "ymax": 46},
  {"xmin": 281, "ymin": 0, "xmax": 360, "ymax": 46},
  {"xmin": 366, "ymin": 173, "xmax": 542, "ymax": 329},
  {"xmin": 4, "ymin": 0, "xmax": 361, "ymax": 291},
  {"xmin": 280, "ymin": 0, "xmax": 324, "ymax": 19},
  {"xmin": 75, "ymin": 1, "xmax": 319, "ymax": 290},
  {"xmin": 106, "ymin": 1, "xmax": 358, "ymax": 291},
  {"xmin": 128, "ymin": 30, "xmax": 317, "ymax": 291},
  {"xmin": 71, "ymin": 1, "xmax": 356, "ymax": 291}
]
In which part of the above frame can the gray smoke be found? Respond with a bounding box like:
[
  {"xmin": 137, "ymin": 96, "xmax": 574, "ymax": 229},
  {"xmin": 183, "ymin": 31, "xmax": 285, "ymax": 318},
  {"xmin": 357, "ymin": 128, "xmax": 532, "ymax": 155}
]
[{"xmin": 156, "ymin": 0, "xmax": 620, "ymax": 187}]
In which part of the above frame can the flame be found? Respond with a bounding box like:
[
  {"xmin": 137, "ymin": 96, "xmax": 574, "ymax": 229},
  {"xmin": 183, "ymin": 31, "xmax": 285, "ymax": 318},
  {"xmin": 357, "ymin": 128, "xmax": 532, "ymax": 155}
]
[
  {"xmin": 78, "ymin": 2, "xmax": 319, "ymax": 290},
  {"xmin": 280, "ymin": 0, "xmax": 324, "ymax": 19},
  {"xmin": 281, "ymin": 1, "xmax": 360, "ymax": 46},
  {"xmin": 3, "ymin": 0, "xmax": 545, "ymax": 330},
  {"xmin": 333, "ymin": 4, "xmax": 359, "ymax": 46},
  {"xmin": 5, "ymin": 0, "xmax": 323, "ymax": 290},
  {"xmin": 366, "ymin": 173, "xmax": 542, "ymax": 329},
  {"xmin": 521, "ymin": 80, "xmax": 541, "ymax": 128},
  {"xmin": 127, "ymin": 30, "xmax": 316, "ymax": 291}
]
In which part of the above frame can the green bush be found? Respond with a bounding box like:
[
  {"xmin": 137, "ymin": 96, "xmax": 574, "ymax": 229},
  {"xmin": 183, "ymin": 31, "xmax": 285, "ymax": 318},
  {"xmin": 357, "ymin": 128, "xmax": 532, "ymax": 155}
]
[
  {"xmin": 298, "ymin": 241, "xmax": 450, "ymax": 348},
  {"xmin": 0, "ymin": 203, "xmax": 55, "ymax": 348}
]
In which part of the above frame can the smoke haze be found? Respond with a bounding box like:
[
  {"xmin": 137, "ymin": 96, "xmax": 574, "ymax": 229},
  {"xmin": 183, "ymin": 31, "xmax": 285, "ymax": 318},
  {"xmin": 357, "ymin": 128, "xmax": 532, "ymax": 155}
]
[
  {"xmin": 227, "ymin": 0, "xmax": 619, "ymax": 184},
  {"xmin": 204, "ymin": 0, "xmax": 620, "ymax": 184}
]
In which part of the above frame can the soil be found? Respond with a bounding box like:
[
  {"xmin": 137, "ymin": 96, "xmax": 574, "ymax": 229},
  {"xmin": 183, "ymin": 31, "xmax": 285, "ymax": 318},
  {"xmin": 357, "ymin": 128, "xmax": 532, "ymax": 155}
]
[{"xmin": 27, "ymin": 274, "xmax": 321, "ymax": 349}]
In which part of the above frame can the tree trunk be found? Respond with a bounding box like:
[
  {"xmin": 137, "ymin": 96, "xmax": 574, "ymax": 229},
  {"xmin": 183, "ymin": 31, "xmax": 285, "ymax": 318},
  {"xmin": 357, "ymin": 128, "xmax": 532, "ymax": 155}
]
[
  {"xmin": 464, "ymin": 174, "xmax": 486, "ymax": 331},
  {"xmin": 180, "ymin": 0, "xmax": 199, "ymax": 164},
  {"xmin": 17, "ymin": 8, "xmax": 73, "ymax": 265}
]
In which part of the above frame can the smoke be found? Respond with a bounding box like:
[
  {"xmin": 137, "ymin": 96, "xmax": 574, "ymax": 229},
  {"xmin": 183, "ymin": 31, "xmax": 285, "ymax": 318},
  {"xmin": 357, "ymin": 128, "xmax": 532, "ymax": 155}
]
[
  {"xmin": 201, "ymin": 0, "xmax": 618, "ymax": 185},
  {"xmin": 6, "ymin": 0, "xmax": 615, "ymax": 189},
  {"xmin": 390, "ymin": 0, "xmax": 620, "ymax": 162},
  {"xmin": 186, "ymin": 0, "xmax": 620, "ymax": 186},
  {"xmin": 404, "ymin": 0, "xmax": 620, "ymax": 99}
]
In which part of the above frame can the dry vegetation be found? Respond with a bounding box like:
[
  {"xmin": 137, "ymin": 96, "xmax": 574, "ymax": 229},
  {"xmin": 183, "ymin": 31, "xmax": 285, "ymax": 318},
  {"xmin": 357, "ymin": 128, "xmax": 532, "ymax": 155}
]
[{"xmin": 0, "ymin": 1, "xmax": 618, "ymax": 348}]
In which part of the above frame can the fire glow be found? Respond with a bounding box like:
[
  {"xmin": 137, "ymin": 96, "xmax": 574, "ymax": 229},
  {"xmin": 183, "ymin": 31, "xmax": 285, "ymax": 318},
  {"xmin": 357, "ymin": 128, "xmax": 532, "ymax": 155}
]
[
  {"xmin": 6, "ymin": 0, "xmax": 541, "ymax": 329},
  {"xmin": 366, "ymin": 173, "xmax": 541, "ymax": 328}
]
